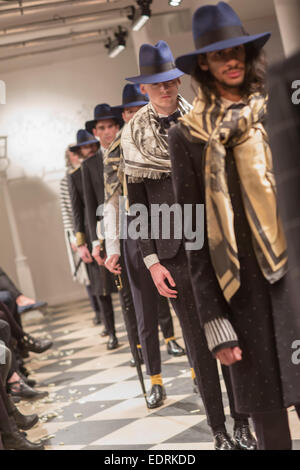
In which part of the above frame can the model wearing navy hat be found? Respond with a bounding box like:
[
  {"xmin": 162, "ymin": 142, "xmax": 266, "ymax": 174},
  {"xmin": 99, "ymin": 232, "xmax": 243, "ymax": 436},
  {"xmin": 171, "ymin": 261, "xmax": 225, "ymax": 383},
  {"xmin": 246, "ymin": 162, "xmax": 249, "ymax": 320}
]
[
  {"xmin": 68, "ymin": 129, "xmax": 118, "ymax": 351},
  {"xmin": 70, "ymin": 129, "xmax": 99, "ymax": 152},
  {"xmin": 85, "ymin": 103, "xmax": 123, "ymax": 136},
  {"xmin": 175, "ymin": 2, "xmax": 270, "ymax": 74},
  {"xmin": 121, "ymin": 40, "xmax": 249, "ymax": 441},
  {"xmin": 126, "ymin": 40, "xmax": 184, "ymax": 84},
  {"xmin": 168, "ymin": 2, "xmax": 299, "ymax": 451}
]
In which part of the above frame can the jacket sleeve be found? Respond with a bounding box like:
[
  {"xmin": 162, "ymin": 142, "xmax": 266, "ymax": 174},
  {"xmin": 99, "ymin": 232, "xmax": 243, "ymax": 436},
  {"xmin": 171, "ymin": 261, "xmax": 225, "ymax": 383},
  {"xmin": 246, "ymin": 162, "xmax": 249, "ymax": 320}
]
[
  {"xmin": 81, "ymin": 160, "xmax": 99, "ymax": 245},
  {"xmin": 0, "ymin": 267, "xmax": 22, "ymax": 299},
  {"xmin": 67, "ymin": 172, "xmax": 85, "ymax": 246},
  {"xmin": 126, "ymin": 177, "xmax": 159, "ymax": 266},
  {"xmin": 168, "ymin": 124, "xmax": 239, "ymax": 352}
]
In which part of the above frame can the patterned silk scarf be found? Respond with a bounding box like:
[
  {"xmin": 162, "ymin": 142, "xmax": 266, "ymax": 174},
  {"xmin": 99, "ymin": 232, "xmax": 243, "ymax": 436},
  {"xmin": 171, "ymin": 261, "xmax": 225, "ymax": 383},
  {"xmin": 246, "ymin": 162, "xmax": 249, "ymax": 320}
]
[
  {"xmin": 123, "ymin": 95, "xmax": 192, "ymax": 181},
  {"xmin": 180, "ymin": 89, "xmax": 288, "ymax": 303},
  {"xmin": 103, "ymin": 129, "xmax": 123, "ymax": 203}
]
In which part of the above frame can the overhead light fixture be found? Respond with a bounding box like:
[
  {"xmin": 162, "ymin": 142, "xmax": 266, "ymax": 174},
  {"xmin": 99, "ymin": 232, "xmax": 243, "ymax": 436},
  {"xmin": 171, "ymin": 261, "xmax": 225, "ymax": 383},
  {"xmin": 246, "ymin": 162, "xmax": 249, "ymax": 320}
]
[
  {"xmin": 105, "ymin": 26, "xmax": 128, "ymax": 58},
  {"xmin": 131, "ymin": 0, "xmax": 152, "ymax": 32},
  {"xmin": 169, "ymin": 0, "xmax": 182, "ymax": 6}
]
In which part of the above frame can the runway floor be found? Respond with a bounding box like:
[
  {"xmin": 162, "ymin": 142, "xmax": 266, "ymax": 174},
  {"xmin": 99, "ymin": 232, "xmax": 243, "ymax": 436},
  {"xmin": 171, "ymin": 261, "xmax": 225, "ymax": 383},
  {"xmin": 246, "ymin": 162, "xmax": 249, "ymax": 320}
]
[{"xmin": 19, "ymin": 295, "xmax": 300, "ymax": 450}]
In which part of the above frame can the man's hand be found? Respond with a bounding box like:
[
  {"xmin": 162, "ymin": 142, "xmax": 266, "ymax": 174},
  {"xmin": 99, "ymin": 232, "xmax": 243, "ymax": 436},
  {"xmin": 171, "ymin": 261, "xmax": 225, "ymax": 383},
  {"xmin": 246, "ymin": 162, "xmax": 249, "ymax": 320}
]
[
  {"xmin": 16, "ymin": 295, "xmax": 36, "ymax": 307},
  {"xmin": 105, "ymin": 254, "xmax": 122, "ymax": 274},
  {"xmin": 215, "ymin": 346, "xmax": 242, "ymax": 366},
  {"xmin": 91, "ymin": 245, "xmax": 106, "ymax": 265},
  {"xmin": 78, "ymin": 245, "xmax": 93, "ymax": 264},
  {"xmin": 149, "ymin": 263, "xmax": 178, "ymax": 298}
]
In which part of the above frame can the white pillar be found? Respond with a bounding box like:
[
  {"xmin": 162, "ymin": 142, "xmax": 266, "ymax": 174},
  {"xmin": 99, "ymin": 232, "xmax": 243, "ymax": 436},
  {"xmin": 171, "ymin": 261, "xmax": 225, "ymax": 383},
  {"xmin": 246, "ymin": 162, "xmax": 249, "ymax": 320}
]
[
  {"xmin": 0, "ymin": 171, "xmax": 36, "ymax": 299},
  {"xmin": 274, "ymin": 0, "xmax": 300, "ymax": 57}
]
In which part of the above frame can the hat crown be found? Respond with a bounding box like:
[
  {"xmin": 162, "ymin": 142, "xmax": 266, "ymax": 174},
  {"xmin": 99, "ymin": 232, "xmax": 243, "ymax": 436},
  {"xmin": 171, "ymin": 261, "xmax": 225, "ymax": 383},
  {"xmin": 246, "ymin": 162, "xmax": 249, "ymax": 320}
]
[
  {"xmin": 193, "ymin": 2, "xmax": 242, "ymax": 42},
  {"xmin": 139, "ymin": 40, "xmax": 175, "ymax": 70},
  {"xmin": 122, "ymin": 84, "xmax": 149, "ymax": 105},
  {"xmin": 94, "ymin": 103, "xmax": 114, "ymax": 120},
  {"xmin": 76, "ymin": 129, "xmax": 95, "ymax": 144}
]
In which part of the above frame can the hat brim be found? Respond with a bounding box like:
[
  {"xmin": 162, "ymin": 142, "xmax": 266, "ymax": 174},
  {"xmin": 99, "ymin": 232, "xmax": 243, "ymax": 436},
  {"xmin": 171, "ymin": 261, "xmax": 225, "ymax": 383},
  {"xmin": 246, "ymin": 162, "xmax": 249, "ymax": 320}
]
[
  {"xmin": 126, "ymin": 68, "xmax": 184, "ymax": 84},
  {"xmin": 175, "ymin": 32, "xmax": 271, "ymax": 75},
  {"xmin": 70, "ymin": 139, "xmax": 100, "ymax": 152},
  {"xmin": 122, "ymin": 100, "xmax": 149, "ymax": 108}
]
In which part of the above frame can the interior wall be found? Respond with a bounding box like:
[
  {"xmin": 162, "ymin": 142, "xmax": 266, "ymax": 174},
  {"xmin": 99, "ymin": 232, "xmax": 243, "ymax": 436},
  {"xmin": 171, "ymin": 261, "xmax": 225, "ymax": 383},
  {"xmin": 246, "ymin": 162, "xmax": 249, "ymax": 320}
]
[{"xmin": 0, "ymin": 3, "xmax": 285, "ymax": 305}]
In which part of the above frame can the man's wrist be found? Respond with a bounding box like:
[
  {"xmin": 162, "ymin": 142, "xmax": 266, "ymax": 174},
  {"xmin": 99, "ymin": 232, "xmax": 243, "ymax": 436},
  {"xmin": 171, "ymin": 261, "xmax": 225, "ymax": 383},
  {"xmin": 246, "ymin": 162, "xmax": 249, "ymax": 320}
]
[{"xmin": 144, "ymin": 254, "xmax": 160, "ymax": 270}]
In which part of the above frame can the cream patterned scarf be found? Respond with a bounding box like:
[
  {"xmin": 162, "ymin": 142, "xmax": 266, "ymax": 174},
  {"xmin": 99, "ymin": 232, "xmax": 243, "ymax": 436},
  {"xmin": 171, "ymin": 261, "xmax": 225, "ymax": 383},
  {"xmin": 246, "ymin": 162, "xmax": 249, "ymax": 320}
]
[
  {"xmin": 180, "ymin": 89, "xmax": 288, "ymax": 303},
  {"xmin": 123, "ymin": 95, "xmax": 191, "ymax": 181}
]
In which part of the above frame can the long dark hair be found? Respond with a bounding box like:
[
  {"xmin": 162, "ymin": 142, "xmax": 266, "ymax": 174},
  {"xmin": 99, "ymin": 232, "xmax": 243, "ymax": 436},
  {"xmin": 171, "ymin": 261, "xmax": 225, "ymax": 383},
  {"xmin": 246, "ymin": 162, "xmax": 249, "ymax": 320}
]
[{"xmin": 191, "ymin": 44, "xmax": 267, "ymax": 103}]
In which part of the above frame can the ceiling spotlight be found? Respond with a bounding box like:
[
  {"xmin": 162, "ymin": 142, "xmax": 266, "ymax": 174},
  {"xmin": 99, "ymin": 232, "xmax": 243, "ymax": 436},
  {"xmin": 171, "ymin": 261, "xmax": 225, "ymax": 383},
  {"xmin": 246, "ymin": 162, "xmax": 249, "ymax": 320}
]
[
  {"xmin": 169, "ymin": 0, "xmax": 182, "ymax": 6},
  {"xmin": 132, "ymin": 0, "xmax": 152, "ymax": 32},
  {"xmin": 105, "ymin": 26, "xmax": 128, "ymax": 58}
]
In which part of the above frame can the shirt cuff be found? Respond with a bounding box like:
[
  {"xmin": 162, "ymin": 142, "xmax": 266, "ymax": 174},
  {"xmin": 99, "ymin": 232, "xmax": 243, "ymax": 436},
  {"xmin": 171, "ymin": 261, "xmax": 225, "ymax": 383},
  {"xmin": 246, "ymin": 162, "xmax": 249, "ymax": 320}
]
[
  {"xmin": 204, "ymin": 317, "xmax": 238, "ymax": 354},
  {"xmin": 106, "ymin": 238, "xmax": 121, "ymax": 258},
  {"xmin": 76, "ymin": 232, "xmax": 86, "ymax": 247},
  {"xmin": 144, "ymin": 254, "xmax": 160, "ymax": 270},
  {"xmin": 92, "ymin": 240, "xmax": 100, "ymax": 249}
]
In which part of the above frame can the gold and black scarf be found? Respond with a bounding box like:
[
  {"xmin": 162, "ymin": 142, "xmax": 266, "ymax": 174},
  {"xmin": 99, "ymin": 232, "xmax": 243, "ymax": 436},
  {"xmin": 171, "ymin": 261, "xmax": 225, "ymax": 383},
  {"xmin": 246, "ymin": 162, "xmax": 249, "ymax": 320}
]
[{"xmin": 180, "ymin": 89, "xmax": 288, "ymax": 303}]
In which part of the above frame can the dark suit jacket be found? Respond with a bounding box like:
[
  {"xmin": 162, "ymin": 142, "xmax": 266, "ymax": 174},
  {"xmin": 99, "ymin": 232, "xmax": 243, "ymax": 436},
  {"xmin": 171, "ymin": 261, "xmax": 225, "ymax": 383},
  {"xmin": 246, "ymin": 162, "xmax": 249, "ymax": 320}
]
[
  {"xmin": 0, "ymin": 267, "xmax": 21, "ymax": 299},
  {"xmin": 81, "ymin": 150, "xmax": 105, "ymax": 244},
  {"xmin": 126, "ymin": 176, "xmax": 182, "ymax": 261},
  {"xmin": 268, "ymin": 51, "xmax": 300, "ymax": 312},
  {"xmin": 68, "ymin": 167, "xmax": 85, "ymax": 241}
]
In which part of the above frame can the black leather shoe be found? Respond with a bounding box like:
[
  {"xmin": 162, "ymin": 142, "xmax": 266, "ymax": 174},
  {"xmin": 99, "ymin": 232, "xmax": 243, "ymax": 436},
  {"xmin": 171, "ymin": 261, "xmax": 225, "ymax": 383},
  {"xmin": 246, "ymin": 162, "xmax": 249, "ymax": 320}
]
[
  {"xmin": 234, "ymin": 425, "xmax": 257, "ymax": 450},
  {"xmin": 18, "ymin": 371, "xmax": 36, "ymax": 388},
  {"xmin": 214, "ymin": 431, "xmax": 237, "ymax": 450},
  {"xmin": 20, "ymin": 333, "xmax": 53, "ymax": 354},
  {"xmin": 146, "ymin": 384, "xmax": 166, "ymax": 409},
  {"xmin": 167, "ymin": 340, "xmax": 185, "ymax": 357},
  {"xmin": 130, "ymin": 348, "xmax": 144, "ymax": 367},
  {"xmin": 100, "ymin": 328, "xmax": 109, "ymax": 337},
  {"xmin": 193, "ymin": 378, "xmax": 199, "ymax": 394},
  {"xmin": 7, "ymin": 379, "xmax": 48, "ymax": 401},
  {"xmin": 2, "ymin": 431, "xmax": 44, "ymax": 450},
  {"xmin": 12, "ymin": 407, "xmax": 39, "ymax": 431},
  {"xmin": 107, "ymin": 334, "xmax": 119, "ymax": 350}
]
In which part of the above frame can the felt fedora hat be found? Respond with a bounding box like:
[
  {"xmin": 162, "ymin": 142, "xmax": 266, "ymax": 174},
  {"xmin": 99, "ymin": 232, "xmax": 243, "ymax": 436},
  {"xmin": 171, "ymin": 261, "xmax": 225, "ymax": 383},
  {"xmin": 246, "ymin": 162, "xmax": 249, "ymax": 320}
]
[
  {"xmin": 121, "ymin": 84, "xmax": 149, "ymax": 108},
  {"xmin": 126, "ymin": 40, "xmax": 184, "ymax": 84},
  {"xmin": 175, "ymin": 2, "xmax": 271, "ymax": 75},
  {"xmin": 85, "ymin": 103, "xmax": 122, "ymax": 134},
  {"xmin": 69, "ymin": 129, "xmax": 100, "ymax": 152}
]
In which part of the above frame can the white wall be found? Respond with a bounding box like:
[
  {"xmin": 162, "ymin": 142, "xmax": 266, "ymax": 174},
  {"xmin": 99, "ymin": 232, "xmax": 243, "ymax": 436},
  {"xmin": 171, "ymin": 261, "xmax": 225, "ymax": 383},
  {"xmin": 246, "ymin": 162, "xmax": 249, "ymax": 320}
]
[{"xmin": 0, "ymin": 3, "xmax": 285, "ymax": 305}]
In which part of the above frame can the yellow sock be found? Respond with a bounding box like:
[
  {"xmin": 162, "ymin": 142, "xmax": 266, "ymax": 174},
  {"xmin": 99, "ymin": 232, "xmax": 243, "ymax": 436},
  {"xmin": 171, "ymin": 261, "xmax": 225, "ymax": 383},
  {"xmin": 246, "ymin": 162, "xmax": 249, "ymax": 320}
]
[
  {"xmin": 190, "ymin": 368, "xmax": 196, "ymax": 380},
  {"xmin": 151, "ymin": 374, "xmax": 163, "ymax": 386},
  {"xmin": 165, "ymin": 336, "xmax": 176, "ymax": 344}
]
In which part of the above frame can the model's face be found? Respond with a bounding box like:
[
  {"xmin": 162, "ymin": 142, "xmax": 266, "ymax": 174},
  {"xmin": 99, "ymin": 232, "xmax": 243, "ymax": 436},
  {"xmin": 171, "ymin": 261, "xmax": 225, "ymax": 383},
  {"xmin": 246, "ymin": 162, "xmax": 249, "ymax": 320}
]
[
  {"xmin": 140, "ymin": 78, "xmax": 180, "ymax": 114},
  {"xmin": 198, "ymin": 45, "xmax": 246, "ymax": 90},
  {"xmin": 92, "ymin": 119, "xmax": 119, "ymax": 148},
  {"xmin": 122, "ymin": 106, "xmax": 144, "ymax": 123},
  {"xmin": 79, "ymin": 143, "xmax": 98, "ymax": 159}
]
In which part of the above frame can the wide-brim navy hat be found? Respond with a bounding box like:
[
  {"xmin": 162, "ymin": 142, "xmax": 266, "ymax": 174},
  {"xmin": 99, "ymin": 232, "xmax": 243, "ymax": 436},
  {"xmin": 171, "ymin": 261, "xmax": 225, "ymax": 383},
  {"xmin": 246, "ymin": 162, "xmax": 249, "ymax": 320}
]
[
  {"xmin": 85, "ymin": 103, "xmax": 123, "ymax": 134},
  {"xmin": 120, "ymin": 84, "xmax": 149, "ymax": 108},
  {"xmin": 70, "ymin": 129, "xmax": 100, "ymax": 152},
  {"xmin": 175, "ymin": 2, "xmax": 271, "ymax": 75},
  {"xmin": 126, "ymin": 40, "xmax": 184, "ymax": 84}
]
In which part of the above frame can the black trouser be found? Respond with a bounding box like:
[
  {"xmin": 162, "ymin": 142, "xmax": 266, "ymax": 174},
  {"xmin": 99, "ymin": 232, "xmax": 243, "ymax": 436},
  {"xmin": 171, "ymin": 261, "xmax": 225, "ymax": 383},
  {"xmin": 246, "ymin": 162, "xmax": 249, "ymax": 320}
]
[
  {"xmin": 0, "ymin": 377, "xmax": 12, "ymax": 433},
  {"xmin": 0, "ymin": 320, "xmax": 18, "ymax": 380},
  {"xmin": 96, "ymin": 295, "xmax": 115, "ymax": 336},
  {"xmin": 85, "ymin": 285, "xmax": 102, "ymax": 323},
  {"xmin": 251, "ymin": 409, "xmax": 292, "ymax": 450},
  {"xmin": 0, "ymin": 292, "xmax": 23, "ymax": 335},
  {"xmin": 162, "ymin": 245, "xmax": 247, "ymax": 429},
  {"xmin": 0, "ymin": 301, "xmax": 23, "ymax": 341}
]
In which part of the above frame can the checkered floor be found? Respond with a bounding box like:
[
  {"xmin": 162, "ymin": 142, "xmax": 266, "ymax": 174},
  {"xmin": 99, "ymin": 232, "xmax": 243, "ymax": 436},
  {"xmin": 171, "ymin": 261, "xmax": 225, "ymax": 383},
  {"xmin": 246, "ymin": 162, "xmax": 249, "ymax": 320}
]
[{"xmin": 19, "ymin": 295, "xmax": 300, "ymax": 450}]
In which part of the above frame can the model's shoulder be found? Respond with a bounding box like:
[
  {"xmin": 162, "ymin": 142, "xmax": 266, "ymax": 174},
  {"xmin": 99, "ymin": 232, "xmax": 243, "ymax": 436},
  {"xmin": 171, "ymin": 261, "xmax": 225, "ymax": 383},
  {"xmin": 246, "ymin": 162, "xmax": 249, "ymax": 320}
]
[{"xmin": 70, "ymin": 166, "xmax": 80, "ymax": 175}]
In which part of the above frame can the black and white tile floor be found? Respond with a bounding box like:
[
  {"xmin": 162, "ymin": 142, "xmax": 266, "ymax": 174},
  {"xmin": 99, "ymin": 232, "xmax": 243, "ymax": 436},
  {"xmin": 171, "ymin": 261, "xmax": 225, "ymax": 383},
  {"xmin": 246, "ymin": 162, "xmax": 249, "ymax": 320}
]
[{"xmin": 19, "ymin": 295, "xmax": 300, "ymax": 450}]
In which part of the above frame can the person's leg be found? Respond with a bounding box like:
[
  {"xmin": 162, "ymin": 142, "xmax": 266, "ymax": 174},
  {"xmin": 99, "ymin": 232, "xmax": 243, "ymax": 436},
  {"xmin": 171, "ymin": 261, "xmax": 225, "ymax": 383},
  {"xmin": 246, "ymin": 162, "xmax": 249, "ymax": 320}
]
[
  {"xmin": 157, "ymin": 297, "xmax": 185, "ymax": 357},
  {"xmin": 85, "ymin": 285, "xmax": 102, "ymax": 324},
  {"xmin": 0, "ymin": 303, "xmax": 23, "ymax": 341},
  {"xmin": 0, "ymin": 291, "xmax": 23, "ymax": 330},
  {"xmin": 162, "ymin": 247, "xmax": 236, "ymax": 448},
  {"xmin": 251, "ymin": 409, "xmax": 292, "ymax": 450}
]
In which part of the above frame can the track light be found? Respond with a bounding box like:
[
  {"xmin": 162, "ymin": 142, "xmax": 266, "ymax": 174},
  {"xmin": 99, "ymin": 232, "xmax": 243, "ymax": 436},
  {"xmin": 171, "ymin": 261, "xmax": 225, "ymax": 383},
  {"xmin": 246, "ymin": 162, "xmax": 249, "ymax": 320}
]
[
  {"xmin": 169, "ymin": 0, "xmax": 182, "ymax": 6},
  {"xmin": 131, "ymin": 0, "xmax": 152, "ymax": 32},
  {"xmin": 105, "ymin": 26, "xmax": 128, "ymax": 58}
]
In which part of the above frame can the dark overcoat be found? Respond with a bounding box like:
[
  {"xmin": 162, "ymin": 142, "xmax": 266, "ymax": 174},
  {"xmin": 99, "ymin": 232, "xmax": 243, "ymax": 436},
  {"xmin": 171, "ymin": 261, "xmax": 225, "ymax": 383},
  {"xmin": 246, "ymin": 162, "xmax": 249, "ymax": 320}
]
[
  {"xmin": 168, "ymin": 122, "xmax": 300, "ymax": 414},
  {"xmin": 68, "ymin": 164, "xmax": 115, "ymax": 296}
]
